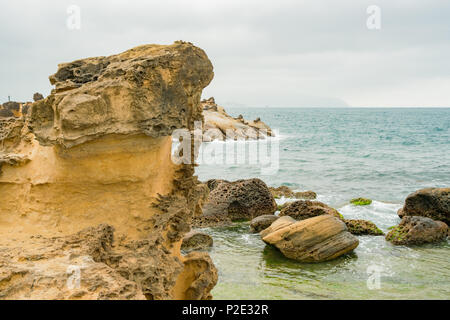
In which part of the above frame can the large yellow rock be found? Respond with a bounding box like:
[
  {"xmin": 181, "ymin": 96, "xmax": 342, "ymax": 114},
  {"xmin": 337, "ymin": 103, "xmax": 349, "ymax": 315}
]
[
  {"xmin": 0, "ymin": 41, "xmax": 217, "ymax": 299},
  {"xmin": 261, "ymin": 215, "xmax": 359, "ymax": 262}
]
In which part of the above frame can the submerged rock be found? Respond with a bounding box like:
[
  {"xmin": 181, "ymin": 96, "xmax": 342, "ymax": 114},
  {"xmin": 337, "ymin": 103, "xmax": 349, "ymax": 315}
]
[
  {"xmin": 386, "ymin": 216, "xmax": 448, "ymax": 245},
  {"xmin": 398, "ymin": 188, "xmax": 450, "ymax": 225},
  {"xmin": 350, "ymin": 198, "xmax": 372, "ymax": 206},
  {"xmin": 261, "ymin": 215, "xmax": 359, "ymax": 262},
  {"xmin": 181, "ymin": 231, "xmax": 213, "ymax": 251},
  {"xmin": 344, "ymin": 219, "xmax": 384, "ymax": 236},
  {"xmin": 201, "ymin": 97, "xmax": 274, "ymax": 141},
  {"xmin": 194, "ymin": 178, "xmax": 277, "ymax": 227},
  {"xmin": 0, "ymin": 41, "xmax": 217, "ymax": 299},
  {"xmin": 279, "ymin": 200, "xmax": 343, "ymax": 221},
  {"xmin": 249, "ymin": 215, "xmax": 279, "ymax": 233}
]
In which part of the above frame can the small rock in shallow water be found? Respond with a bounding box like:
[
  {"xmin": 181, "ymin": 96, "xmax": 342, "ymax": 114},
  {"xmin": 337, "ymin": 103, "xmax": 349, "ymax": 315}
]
[
  {"xmin": 294, "ymin": 191, "xmax": 317, "ymax": 200},
  {"xmin": 181, "ymin": 231, "xmax": 213, "ymax": 251},
  {"xmin": 386, "ymin": 216, "xmax": 448, "ymax": 245},
  {"xmin": 350, "ymin": 198, "xmax": 372, "ymax": 206},
  {"xmin": 279, "ymin": 200, "xmax": 343, "ymax": 221},
  {"xmin": 344, "ymin": 219, "xmax": 384, "ymax": 236},
  {"xmin": 250, "ymin": 215, "xmax": 279, "ymax": 233}
]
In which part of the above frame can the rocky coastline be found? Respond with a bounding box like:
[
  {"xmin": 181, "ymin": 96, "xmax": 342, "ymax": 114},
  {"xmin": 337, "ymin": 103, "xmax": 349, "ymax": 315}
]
[{"xmin": 0, "ymin": 42, "xmax": 448, "ymax": 300}]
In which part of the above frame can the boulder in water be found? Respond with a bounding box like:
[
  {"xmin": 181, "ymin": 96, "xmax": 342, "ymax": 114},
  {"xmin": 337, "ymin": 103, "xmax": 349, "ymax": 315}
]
[
  {"xmin": 398, "ymin": 188, "xmax": 450, "ymax": 225},
  {"xmin": 344, "ymin": 219, "xmax": 384, "ymax": 236},
  {"xmin": 261, "ymin": 215, "xmax": 359, "ymax": 262},
  {"xmin": 386, "ymin": 216, "xmax": 448, "ymax": 245},
  {"xmin": 181, "ymin": 231, "xmax": 213, "ymax": 251},
  {"xmin": 279, "ymin": 200, "xmax": 343, "ymax": 221},
  {"xmin": 249, "ymin": 215, "xmax": 279, "ymax": 233},
  {"xmin": 195, "ymin": 178, "xmax": 277, "ymax": 226}
]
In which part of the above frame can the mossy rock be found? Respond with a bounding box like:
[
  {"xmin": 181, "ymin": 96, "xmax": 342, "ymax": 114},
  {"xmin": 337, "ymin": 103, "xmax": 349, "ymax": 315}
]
[
  {"xmin": 344, "ymin": 219, "xmax": 384, "ymax": 236},
  {"xmin": 350, "ymin": 197, "xmax": 372, "ymax": 206},
  {"xmin": 385, "ymin": 225, "xmax": 407, "ymax": 243}
]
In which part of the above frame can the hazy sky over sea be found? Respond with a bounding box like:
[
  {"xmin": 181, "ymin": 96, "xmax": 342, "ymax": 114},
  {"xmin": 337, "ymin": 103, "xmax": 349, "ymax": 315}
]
[{"xmin": 1, "ymin": 0, "xmax": 449, "ymax": 107}]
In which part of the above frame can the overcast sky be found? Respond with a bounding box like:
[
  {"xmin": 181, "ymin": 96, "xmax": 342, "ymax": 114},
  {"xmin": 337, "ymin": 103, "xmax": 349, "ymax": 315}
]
[{"xmin": 1, "ymin": 0, "xmax": 449, "ymax": 107}]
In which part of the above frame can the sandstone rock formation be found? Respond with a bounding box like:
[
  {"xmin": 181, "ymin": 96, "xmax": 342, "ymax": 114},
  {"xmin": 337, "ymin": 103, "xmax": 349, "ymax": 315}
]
[
  {"xmin": 398, "ymin": 188, "xmax": 450, "ymax": 225},
  {"xmin": 344, "ymin": 219, "xmax": 384, "ymax": 236},
  {"xmin": 249, "ymin": 215, "xmax": 279, "ymax": 233},
  {"xmin": 200, "ymin": 97, "xmax": 274, "ymax": 141},
  {"xmin": 0, "ymin": 41, "xmax": 218, "ymax": 300},
  {"xmin": 269, "ymin": 186, "xmax": 317, "ymax": 200},
  {"xmin": 261, "ymin": 215, "xmax": 359, "ymax": 262},
  {"xmin": 279, "ymin": 200, "xmax": 343, "ymax": 221},
  {"xmin": 193, "ymin": 178, "xmax": 277, "ymax": 227},
  {"xmin": 386, "ymin": 216, "xmax": 448, "ymax": 246},
  {"xmin": 181, "ymin": 231, "xmax": 213, "ymax": 252}
]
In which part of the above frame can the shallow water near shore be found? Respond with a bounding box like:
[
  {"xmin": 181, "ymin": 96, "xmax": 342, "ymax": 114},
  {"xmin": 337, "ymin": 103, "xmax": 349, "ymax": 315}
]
[{"xmin": 195, "ymin": 107, "xmax": 450, "ymax": 299}]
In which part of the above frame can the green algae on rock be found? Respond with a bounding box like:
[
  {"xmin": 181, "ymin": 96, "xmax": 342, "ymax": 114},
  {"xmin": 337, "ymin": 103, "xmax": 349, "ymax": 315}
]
[
  {"xmin": 344, "ymin": 219, "xmax": 384, "ymax": 236},
  {"xmin": 350, "ymin": 198, "xmax": 372, "ymax": 206}
]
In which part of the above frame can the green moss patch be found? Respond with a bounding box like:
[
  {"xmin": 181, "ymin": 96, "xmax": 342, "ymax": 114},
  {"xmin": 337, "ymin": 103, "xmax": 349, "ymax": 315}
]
[{"xmin": 350, "ymin": 197, "xmax": 372, "ymax": 206}]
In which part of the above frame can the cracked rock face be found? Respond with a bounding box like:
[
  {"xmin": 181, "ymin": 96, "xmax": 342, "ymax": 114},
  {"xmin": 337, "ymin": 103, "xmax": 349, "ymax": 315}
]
[{"xmin": 0, "ymin": 42, "xmax": 217, "ymax": 300}]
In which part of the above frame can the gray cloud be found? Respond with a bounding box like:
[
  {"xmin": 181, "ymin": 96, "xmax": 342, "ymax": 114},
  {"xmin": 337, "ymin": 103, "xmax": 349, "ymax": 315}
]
[{"xmin": 1, "ymin": 0, "xmax": 449, "ymax": 107}]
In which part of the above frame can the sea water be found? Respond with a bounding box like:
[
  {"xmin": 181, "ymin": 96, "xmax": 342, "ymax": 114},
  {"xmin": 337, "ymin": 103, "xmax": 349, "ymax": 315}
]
[{"xmin": 194, "ymin": 107, "xmax": 450, "ymax": 299}]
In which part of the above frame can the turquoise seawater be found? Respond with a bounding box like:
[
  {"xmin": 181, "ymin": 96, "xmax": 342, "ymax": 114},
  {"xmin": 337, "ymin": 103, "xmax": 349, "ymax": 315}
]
[{"xmin": 194, "ymin": 108, "xmax": 450, "ymax": 300}]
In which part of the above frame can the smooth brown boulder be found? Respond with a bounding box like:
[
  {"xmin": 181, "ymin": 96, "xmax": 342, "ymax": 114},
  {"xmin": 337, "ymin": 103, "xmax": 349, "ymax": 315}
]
[
  {"xmin": 398, "ymin": 188, "xmax": 450, "ymax": 225},
  {"xmin": 386, "ymin": 216, "xmax": 448, "ymax": 245},
  {"xmin": 249, "ymin": 215, "xmax": 279, "ymax": 233},
  {"xmin": 261, "ymin": 215, "xmax": 359, "ymax": 262},
  {"xmin": 181, "ymin": 231, "xmax": 213, "ymax": 251},
  {"xmin": 279, "ymin": 200, "xmax": 342, "ymax": 221}
]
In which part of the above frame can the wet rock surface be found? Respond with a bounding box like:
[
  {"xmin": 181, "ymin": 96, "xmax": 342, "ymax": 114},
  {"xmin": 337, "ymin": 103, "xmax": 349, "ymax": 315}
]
[
  {"xmin": 386, "ymin": 216, "xmax": 448, "ymax": 245},
  {"xmin": 279, "ymin": 200, "xmax": 343, "ymax": 221},
  {"xmin": 261, "ymin": 215, "xmax": 359, "ymax": 263},
  {"xmin": 249, "ymin": 215, "xmax": 279, "ymax": 233},
  {"xmin": 398, "ymin": 188, "xmax": 450, "ymax": 225}
]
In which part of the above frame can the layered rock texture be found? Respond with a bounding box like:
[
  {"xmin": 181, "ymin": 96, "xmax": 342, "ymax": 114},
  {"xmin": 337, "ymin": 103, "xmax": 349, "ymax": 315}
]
[
  {"xmin": 193, "ymin": 178, "xmax": 277, "ymax": 227},
  {"xmin": 200, "ymin": 97, "xmax": 274, "ymax": 141},
  {"xmin": 0, "ymin": 41, "xmax": 218, "ymax": 299},
  {"xmin": 398, "ymin": 188, "xmax": 450, "ymax": 225},
  {"xmin": 386, "ymin": 216, "xmax": 448, "ymax": 245},
  {"xmin": 261, "ymin": 215, "xmax": 359, "ymax": 262}
]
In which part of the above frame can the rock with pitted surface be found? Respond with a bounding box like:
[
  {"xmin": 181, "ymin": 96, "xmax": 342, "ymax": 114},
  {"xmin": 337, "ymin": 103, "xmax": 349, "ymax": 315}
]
[
  {"xmin": 249, "ymin": 215, "xmax": 279, "ymax": 233},
  {"xmin": 279, "ymin": 200, "xmax": 343, "ymax": 221},
  {"xmin": 201, "ymin": 97, "xmax": 274, "ymax": 141},
  {"xmin": 386, "ymin": 216, "xmax": 448, "ymax": 245},
  {"xmin": 261, "ymin": 215, "xmax": 359, "ymax": 262},
  {"xmin": 269, "ymin": 186, "xmax": 317, "ymax": 200},
  {"xmin": 344, "ymin": 219, "xmax": 384, "ymax": 236},
  {"xmin": 181, "ymin": 231, "xmax": 213, "ymax": 251},
  {"xmin": 33, "ymin": 93, "xmax": 44, "ymax": 102},
  {"xmin": 0, "ymin": 41, "xmax": 217, "ymax": 300},
  {"xmin": 194, "ymin": 179, "xmax": 277, "ymax": 226},
  {"xmin": 398, "ymin": 188, "xmax": 450, "ymax": 225}
]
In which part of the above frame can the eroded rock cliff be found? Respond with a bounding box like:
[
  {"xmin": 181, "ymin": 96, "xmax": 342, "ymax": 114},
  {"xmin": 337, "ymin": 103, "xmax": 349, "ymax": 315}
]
[{"xmin": 0, "ymin": 41, "xmax": 217, "ymax": 300}]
